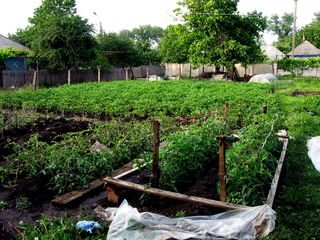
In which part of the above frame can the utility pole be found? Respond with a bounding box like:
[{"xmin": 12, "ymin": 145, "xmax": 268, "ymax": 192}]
[{"xmin": 291, "ymin": 0, "xmax": 298, "ymax": 58}]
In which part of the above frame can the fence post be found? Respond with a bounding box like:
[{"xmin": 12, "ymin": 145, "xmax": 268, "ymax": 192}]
[
  {"xmin": 97, "ymin": 66, "xmax": 101, "ymax": 82},
  {"xmin": 151, "ymin": 120, "xmax": 160, "ymax": 188},
  {"xmin": 32, "ymin": 70, "xmax": 37, "ymax": 91},
  {"xmin": 125, "ymin": 68, "xmax": 128, "ymax": 80},
  {"xmin": 68, "ymin": 69, "xmax": 71, "ymax": 85},
  {"xmin": 217, "ymin": 136, "xmax": 227, "ymax": 202}
]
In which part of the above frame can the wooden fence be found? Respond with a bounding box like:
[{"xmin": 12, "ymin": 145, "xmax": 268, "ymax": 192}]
[{"xmin": 0, "ymin": 65, "xmax": 165, "ymax": 89}]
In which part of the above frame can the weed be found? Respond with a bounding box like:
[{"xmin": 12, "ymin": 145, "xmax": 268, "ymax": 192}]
[{"xmin": 15, "ymin": 195, "xmax": 31, "ymax": 211}]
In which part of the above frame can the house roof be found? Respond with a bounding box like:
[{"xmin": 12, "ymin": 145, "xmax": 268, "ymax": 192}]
[
  {"xmin": 287, "ymin": 40, "xmax": 320, "ymax": 56},
  {"xmin": 0, "ymin": 34, "xmax": 31, "ymax": 51},
  {"xmin": 261, "ymin": 45, "xmax": 285, "ymax": 60}
]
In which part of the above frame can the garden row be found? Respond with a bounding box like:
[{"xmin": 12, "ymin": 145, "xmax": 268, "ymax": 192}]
[{"xmin": 0, "ymin": 80, "xmax": 282, "ymax": 206}]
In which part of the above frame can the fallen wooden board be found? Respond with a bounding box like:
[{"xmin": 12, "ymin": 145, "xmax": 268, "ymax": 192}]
[
  {"xmin": 104, "ymin": 177, "xmax": 248, "ymax": 210},
  {"xmin": 266, "ymin": 138, "xmax": 289, "ymax": 207},
  {"xmin": 52, "ymin": 161, "xmax": 141, "ymax": 206}
]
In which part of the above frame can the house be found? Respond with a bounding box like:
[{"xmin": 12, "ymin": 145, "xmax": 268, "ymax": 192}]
[
  {"xmin": 261, "ymin": 45, "xmax": 285, "ymax": 60},
  {"xmin": 0, "ymin": 34, "xmax": 31, "ymax": 71},
  {"xmin": 287, "ymin": 40, "xmax": 320, "ymax": 59}
]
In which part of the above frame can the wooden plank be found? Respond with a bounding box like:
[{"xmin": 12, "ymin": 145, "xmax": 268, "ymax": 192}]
[
  {"xmin": 104, "ymin": 177, "xmax": 248, "ymax": 210},
  {"xmin": 52, "ymin": 161, "xmax": 141, "ymax": 206},
  {"xmin": 266, "ymin": 138, "xmax": 289, "ymax": 207}
]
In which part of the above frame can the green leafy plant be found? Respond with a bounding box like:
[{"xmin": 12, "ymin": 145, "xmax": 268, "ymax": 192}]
[{"xmin": 15, "ymin": 195, "xmax": 31, "ymax": 211}]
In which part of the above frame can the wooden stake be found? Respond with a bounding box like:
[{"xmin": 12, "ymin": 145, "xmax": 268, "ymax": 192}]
[
  {"xmin": 151, "ymin": 120, "xmax": 160, "ymax": 188},
  {"xmin": 225, "ymin": 102, "xmax": 229, "ymax": 118},
  {"xmin": 218, "ymin": 136, "xmax": 227, "ymax": 202},
  {"xmin": 263, "ymin": 104, "xmax": 268, "ymax": 114}
]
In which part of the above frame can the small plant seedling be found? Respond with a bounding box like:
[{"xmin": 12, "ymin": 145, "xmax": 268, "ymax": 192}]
[
  {"xmin": 175, "ymin": 210, "xmax": 186, "ymax": 218},
  {"xmin": 0, "ymin": 201, "xmax": 8, "ymax": 210},
  {"xmin": 16, "ymin": 195, "xmax": 31, "ymax": 211}
]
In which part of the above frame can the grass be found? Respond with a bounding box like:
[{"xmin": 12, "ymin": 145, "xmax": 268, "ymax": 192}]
[{"xmin": 264, "ymin": 78, "xmax": 320, "ymax": 239}]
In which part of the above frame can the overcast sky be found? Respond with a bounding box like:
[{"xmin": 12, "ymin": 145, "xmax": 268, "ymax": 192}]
[{"xmin": 1, "ymin": 0, "xmax": 319, "ymax": 44}]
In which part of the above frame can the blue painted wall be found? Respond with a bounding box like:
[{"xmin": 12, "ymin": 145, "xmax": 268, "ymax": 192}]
[{"xmin": 5, "ymin": 57, "xmax": 27, "ymax": 71}]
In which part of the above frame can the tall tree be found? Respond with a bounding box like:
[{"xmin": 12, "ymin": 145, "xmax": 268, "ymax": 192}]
[
  {"xmin": 96, "ymin": 32, "xmax": 142, "ymax": 68},
  {"xmin": 174, "ymin": 0, "xmax": 267, "ymax": 70},
  {"xmin": 268, "ymin": 13, "xmax": 294, "ymax": 40},
  {"xmin": 9, "ymin": 0, "xmax": 97, "ymax": 70},
  {"xmin": 158, "ymin": 24, "xmax": 192, "ymax": 63},
  {"xmin": 119, "ymin": 25, "xmax": 167, "ymax": 65},
  {"xmin": 275, "ymin": 12, "xmax": 320, "ymax": 54}
]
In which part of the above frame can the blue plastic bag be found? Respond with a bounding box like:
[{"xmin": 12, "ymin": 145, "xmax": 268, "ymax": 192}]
[{"xmin": 76, "ymin": 221, "xmax": 102, "ymax": 233}]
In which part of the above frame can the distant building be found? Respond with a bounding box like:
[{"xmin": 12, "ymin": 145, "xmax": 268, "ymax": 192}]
[
  {"xmin": 0, "ymin": 34, "xmax": 31, "ymax": 71},
  {"xmin": 261, "ymin": 45, "xmax": 285, "ymax": 60},
  {"xmin": 287, "ymin": 40, "xmax": 320, "ymax": 59}
]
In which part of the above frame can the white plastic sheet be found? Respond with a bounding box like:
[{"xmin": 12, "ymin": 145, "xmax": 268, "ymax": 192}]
[
  {"xmin": 249, "ymin": 74, "xmax": 278, "ymax": 84},
  {"xmin": 106, "ymin": 200, "xmax": 276, "ymax": 240},
  {"xmin": 307, "ymin": 136, "xmax": 320, "ymax": 172}
]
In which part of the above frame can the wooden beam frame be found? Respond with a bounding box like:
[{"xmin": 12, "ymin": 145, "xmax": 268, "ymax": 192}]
[
  {"xmin": 104, "ymin": 177, "xmax": 248, "ymax": 210},
  {"xmin": 266, "ymin": 138, "xmax": 289, "ymax": 207}
]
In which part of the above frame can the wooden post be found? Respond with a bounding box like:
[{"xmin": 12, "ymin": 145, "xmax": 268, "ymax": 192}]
[
  {"xmin": 68, "ymin": 69, "xmax": 71, "ymax": 85},
  {"xmin": 218, "ymin": 136, "xmax": 227, "ymax": 202},
  {"xmin": 151, "ymin": 120, "xmax": 160, "ymax": 188},
  {"xmin": 125, "ymin": 68, "xmax": 128, "ymax": 80},
  {"xmin": 263, "ymin": 104, "xmax": 268, "ymax": 114},
  {"xmin": 146, "ymin": 67, "xmax": 149, "ymax": 81},
  {"xmin": 225, "ymin": 102, "xmax": 229, "ymax": 119},
  {"xmin": 97, "ymin": 66, "xmax": 101, "ymax": 82},
  {"xmin": 32, "ymin": 70, "xmax": 37, "ymax": 91}
]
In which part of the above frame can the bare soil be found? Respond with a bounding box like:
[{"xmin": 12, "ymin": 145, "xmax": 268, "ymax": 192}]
[{"xmin": 292, "ymin": 91, "xmax": 320, "ymax": 96}]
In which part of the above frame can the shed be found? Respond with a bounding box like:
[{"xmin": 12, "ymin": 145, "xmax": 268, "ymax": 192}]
[
  {"xmin": 0, "ymin": 34, "xmax": 31, "ymax": 71},
  {"xmin": 287, "ymin": 40, "xmax": 320, "ymax": 59},
  {"xmin": 261, "ymin": 45, "xmax": 285, "ymax": 60}
]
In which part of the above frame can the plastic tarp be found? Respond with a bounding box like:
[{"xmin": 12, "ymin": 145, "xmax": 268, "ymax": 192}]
[
  {"xmin": 105, "ymin": 200, "xmax": 276, "ymax": 240},
  {"xmin": 249, "ymin": 74, "xmax": 278, "ymax": 84},
  {"xmin": 307, "ymin": 136, "xmax": 320, "ymax": 172}
]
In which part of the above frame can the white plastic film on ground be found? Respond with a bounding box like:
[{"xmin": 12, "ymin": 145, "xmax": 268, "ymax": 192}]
[
  {"xmin": 307, "ymin": 136, "xmax": 320, "ymax": 172},
  {"xmin": 106, "ymin": 200, "xmax": 276, "ymax": 240}
]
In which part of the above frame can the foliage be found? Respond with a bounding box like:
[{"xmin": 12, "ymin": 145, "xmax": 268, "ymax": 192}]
[
  {"xmin": 159, "ymin": 24, "xmax": 192, "ymax": 63},
  {"xmin": 0, "ymin": 201, "xmax": 8, "ymax": 210},
  {"xmin": 277, "ymin": 57, "xmax": 320, "ymax": 73},
  {"xmin": 0, "ymin": 48, "xmax": 33, "ymax": 70},
  {"xmin": 15, "ymin": 195, "xmax": 32, "ymax": 211},
  {"xmin": 275, "ymin": 12, "xmax": 320, "ymax": 53},
  {"xmin": 174, "ymin": 0, "xmax": 267, "ymax": 69},
  {"xmin": 119, "ymin": 25, "xmax": 166, "ymax": 65},
  {"xmin": 9, "ymin": 0, "xmax": 97, "ymax": 70},
  {"xmin": 19, "ymin": 215, "xmax": 108, "ymax": 240},
  {"xmin": 2, "ymin": 120, "xmax": 153, "ymax": 194},
  {"xmin": 96, "ymin": 32, "xmax": 141, "ymax": 69},
  {"xmin": 267, "ymin": 13, "xmax": 294, "ymax": 40},
  {"xmin": 0, "ymin": 80, "xmax": 277, "ymax": 119}
]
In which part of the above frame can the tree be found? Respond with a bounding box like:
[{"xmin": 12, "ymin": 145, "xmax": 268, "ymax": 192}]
[
  {"xmin": 9, "ymin": 0, "xmax": 97, "ymax": 70},
  {"xmin": 174, "ymin": 0, "xmax": 267, "ymax": 70},
  {"xmin": 268, "ymin": 13, "xmax": 294, "ymax": 40},
  {"xmin": 96, "ymin": 32, "xmax": 143, "ymax": 77},
  {"xmin": 275, "ymin": 12, "xmax": 320, "ymax": 54},
  {"xmin": 119, "ymin": 25, "xmax": 167, "ymax": 65},
  {"xmin": 158, "ymin": 24, "xmax": 191, "ymax": 63}
]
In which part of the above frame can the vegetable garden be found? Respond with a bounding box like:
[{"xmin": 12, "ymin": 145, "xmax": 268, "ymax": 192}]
[{"xmin": 0, "ymin": 80, "xmax": 288, "ymax": 239}]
